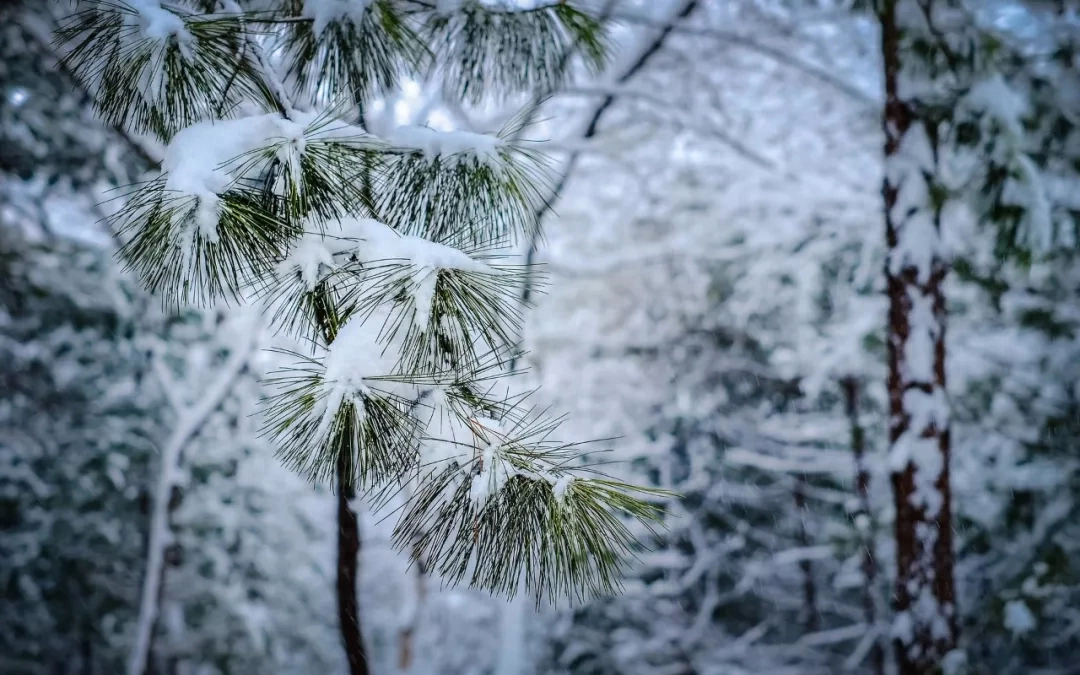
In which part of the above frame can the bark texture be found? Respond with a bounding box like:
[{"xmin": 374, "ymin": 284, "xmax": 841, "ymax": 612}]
[{"xmin": 879, "ymin": 2, "xmax": 958, "ymax": 672}]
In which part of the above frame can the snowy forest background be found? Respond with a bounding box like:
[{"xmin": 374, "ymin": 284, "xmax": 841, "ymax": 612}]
[{"xmin": 2, "ymin": 0, "xmax": 1079, "ymax": 674}]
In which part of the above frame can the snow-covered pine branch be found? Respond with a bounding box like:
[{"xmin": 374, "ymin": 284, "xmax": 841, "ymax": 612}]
[{"xmin": 56, "ymin": 0, "xmax": 666, "ymax": 617}]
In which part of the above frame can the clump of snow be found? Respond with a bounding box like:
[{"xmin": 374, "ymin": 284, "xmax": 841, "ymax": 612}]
[
  {"xmin": 905, "ymin": 388, "xmax": 949, "ymax": 433},
  {"xmin": 302, "ymin": 0, "xmax": 375, "ymax": 35},
  {"xmin": 901, "ymin": 289, "xmax": 940, "ymax": 384},
  {"xmin": 386, "ymin": 125, "xmax": 503, "ymax": 166},
  {"xmin": 410, "ymin": 268, "xmax": 439, "ymax": 327},
  {"xmin": 890, "ymin": 426, "xmax": 945, "ymax": 517},
  {"xmin": 278, "ymin": 233, "xmax": 337, "ymax": 290},
  {"xmin": 965, "ymin": 74, "xmax": 1028, "ymax": 139},
  {"xmin": 1003, "ymin": 154, "xmax": 1053, "ymax": 253},
  {"xmin": 164, "ymin": 114, "xmax": 300, "ymax": 240},
  {"xmin": 891, "ymin": 611, "xmax": 914, "ymax": 645},
  {"xmin": 468, "ymin": 416, "xmax": 518, "ymax": 507},
  {"xmin": 128, "ymin": 0, "xmax": 192, "ymax": 48},
  {"xmin": 335, "ymin": 217, "xmax": 492, "ymax": 326},
  {"xmin": 551, "ymin": 474, "xmax": 574, "ymax": 503},
  {"xmin": 887, "ymin": 122, "xmax": 942, "ymax": 282},
  {"xmin": 314, "ymin": 310, "xmax": 400, "ymax": 440},
  {"xmin": 942, "ymin": 649, "xmax": 968, "ymax": 675},
  {"xmin": 1003, "ymin": 599, "xmax": 1036, "ymax": 637},
  {"xmin": 912, "ymin": 586, "xmax": 952, "ymax": 641}
]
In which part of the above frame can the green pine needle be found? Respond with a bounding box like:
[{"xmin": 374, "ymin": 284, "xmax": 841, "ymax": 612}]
[
  {"xmin": 377, "ymin": 129, "xmax": 551, "ymax": 246},
  {"xmin": 56, "ymin": 2, "xmax": 274, "ymax": 140},
  {"xmin": 279, "ymin": 0, "xmax": 429, "ymax": 107},
  {"xmin": 423, "ymin": 0, "xmax": 610, "ymax": 104},
  {"xmin": 113, "ymin": 181, "xmax": 296, "ymax": 308},
  {"xmin": 260, "ymin": 348, "xmax": 421, "ymax": 488}
]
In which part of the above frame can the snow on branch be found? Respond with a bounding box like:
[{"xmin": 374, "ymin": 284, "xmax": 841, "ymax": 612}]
[{"xmin": 54, "ymin": 2, "xmax": 269, "ymax": 139}]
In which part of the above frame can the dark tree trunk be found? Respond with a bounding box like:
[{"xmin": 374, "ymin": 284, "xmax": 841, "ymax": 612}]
[
  {"xmin": 879, "ymin": 2, "xmax": 958, "ymax": 672},
  {"xmin": 336, "ymin": 448, "xmax": 369, "ymax": 675},
  {"xmin": 311, "ymin": 284, "xmax": 370, "ymax": 675}
]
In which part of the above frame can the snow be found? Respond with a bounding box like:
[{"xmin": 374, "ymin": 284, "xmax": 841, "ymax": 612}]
[
  {"xmin": 411, "ymin": 269, "xmax": 439, "ymax": 328},
  {"xmin": 319, "ymin": 311, "xmax": 399, "ymax": 432},
  {"xmin": 1004, "ymin": 154, "xmax": 1053, "ymax": 253},
  {"xmin": 419, "ymin": 394, "xmax": 474, "ymax": 472},
  {"xmin": 552, "ymin": 474, "xmax": 574, "ymax": 502},
  {"xmin": 386, "ymin": 125, "xmax": 503, "ymax": 166},
  {"xmin": 435, "ymin": 0, "xmax": 466, "ymax": 15},
  {"xmin": 468, "ymin": 416, "xmax": 518, "ymax": 506},
  {"xmin": 1003, "ymin": 599, "xmax": 1036, "ymax": 637},
  {"xmin": 905, "ymin": 388, "xmax": 949, "ymax": 432},
  {"xmin": 887, "ymin": 122, "xmax": 941, "ymax": 282},
  {"xmin": 965, "ymin": 74, "xmax": 1028, "ymax": 138},
  {"xmin": 302, "ymin": 0, "xmax": 375, "ymax": 35},
  {"xmin": 902, "ymin": 289, "xmax": 939, "ymax": 384},
  {"xmin": 892, "ymin": 611, "xmax": 914, "ymax": 646},
  {"xmin": 333, "ymin": 217, "xmax": 492, "ymax": 326},
  {"xmin": 128, "ymin": 0, "xmax": 192, "ymax": 48},
  {"xmin": 163, "ymin": 114, "xmax": 294, "ymax": 239},
  {"xmin": 277, "ymin": 232, "xmax": 337, "ymax": 291}
]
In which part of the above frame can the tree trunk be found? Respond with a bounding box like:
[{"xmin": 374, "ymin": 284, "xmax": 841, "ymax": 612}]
[
  {"xmin": 336, "ymin": 451, "xmax": 370, "ymax": 675},
  {"xmin": 879, "ymin": 2, "xmax": 958, "ymax": 672},
  {"xmin": 841, "ymin": 377, "xmax": 884, "ymax": 675}
]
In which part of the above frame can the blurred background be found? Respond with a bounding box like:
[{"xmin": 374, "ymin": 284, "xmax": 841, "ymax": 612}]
[{"xmin": 2, "ymin": 0, "xmax": 1079, "ymax": 674}]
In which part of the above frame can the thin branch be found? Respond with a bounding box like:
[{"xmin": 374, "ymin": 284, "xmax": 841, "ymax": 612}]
[
  {"xmin": 610, "ymin": 10, "xmax": 874, "ymax": 105},
  {"xmin": 127, "ymin": 318, "xmax": 258, "ymax": 675},
  {"xmin": 509, "ymin": 0, "xmax": 701, "ymax": 372}
]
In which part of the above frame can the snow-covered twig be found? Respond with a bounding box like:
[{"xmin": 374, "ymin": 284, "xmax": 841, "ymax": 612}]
[{"xmin": 127, "ymin": 317, "xmax": 258, "ymax": 675}]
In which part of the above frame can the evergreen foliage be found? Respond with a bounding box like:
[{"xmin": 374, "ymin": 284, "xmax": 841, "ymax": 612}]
[{"xmin": 52, "ymin": 0, "xmax": 666, "ymax": 605}]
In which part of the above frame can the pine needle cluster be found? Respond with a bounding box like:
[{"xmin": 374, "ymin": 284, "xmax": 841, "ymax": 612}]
[{"xmin": 56, "ymin": 0, "xmax": 669, "ymax": 603}]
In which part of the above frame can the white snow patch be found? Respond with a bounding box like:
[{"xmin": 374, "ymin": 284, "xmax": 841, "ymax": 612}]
[
  {"xmin": 1003, "ymin": 154, "xmax": 1053, "ymax": 253},
  {"xmin": 435, "ymin": 0, "xmax": 466, "ymax": 14},
  {"xmin": 278, "ymin": 233, "xmax": 337, "ymax": 290},
  {"xmin": 386, "ymin": 125, "xmax": 503, "ymax": 166},
  {"xmin": 164, "ymin": 114, "xmax": 300, "ymax": 240},
  {"xmin": 965, "ymin": 74, "xmax": 1028, "ymax": 138},
  {"xmin": 315, "ymin": 310, "xmax": 400, "ymax": 441},
  {"xmin": 904, "ymin": 388, "xmax": 949, "ymax": 432},
  {"xmin": 468, "ymin": 417, "xmax": 517, "ymax": 507},
  {"xmin": 302, "ymin": 0, "xmax": 375, "ymax": 35},
  {"xmin": 891, "ymin": 611, "xmax": 914, "ymax": 645},
  {"xmin": 552, "ymin": 474, "xmax": 574, "ymax": 502},
  {"xmin": 128, "ymin": 0, "xmax": 192, "ymax": 48},
  {"xmin": 1003, "ymin": 599, "xmax": 1036, "ymax": 637},
  {"xmin": 902, "ymin": 289, "xmax": 940, "ymax": 383},
  {"xmin": 334, "ymin": 217, "xmax": 492, "ymax": 326}
]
